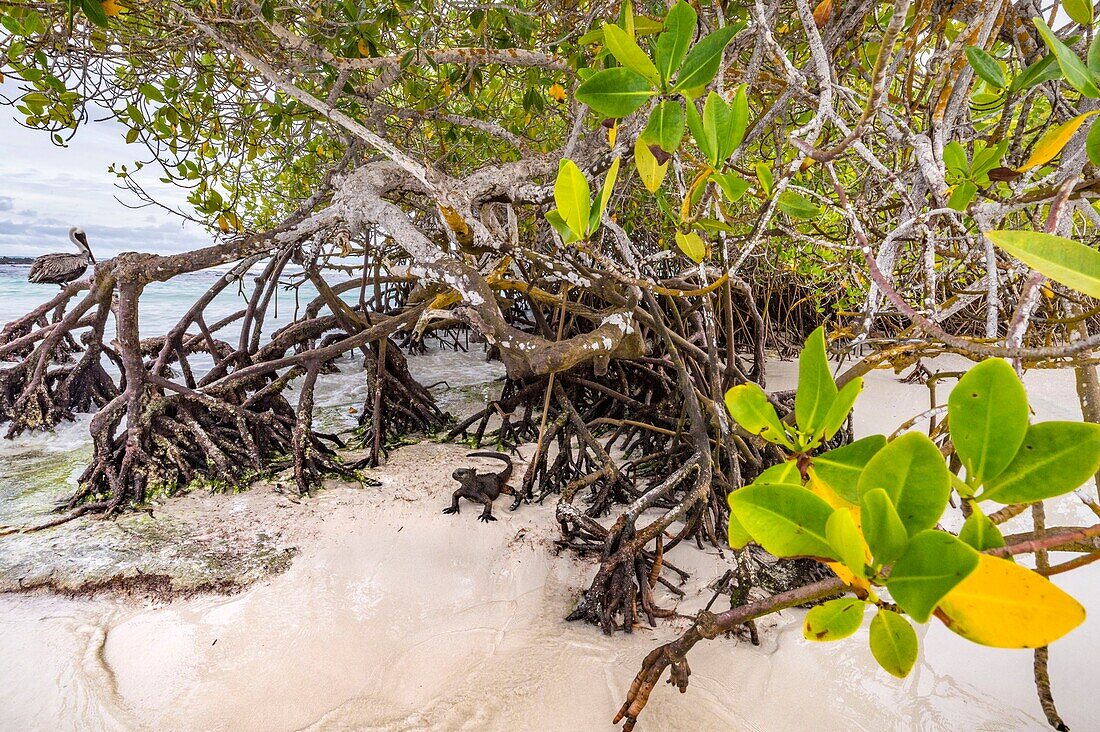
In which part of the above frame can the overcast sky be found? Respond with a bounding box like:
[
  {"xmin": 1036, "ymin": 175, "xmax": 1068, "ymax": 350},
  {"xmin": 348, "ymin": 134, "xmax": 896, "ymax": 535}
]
[{"xmin": 0, "ymin": 106, "xmax": 209, "ymax": 258}]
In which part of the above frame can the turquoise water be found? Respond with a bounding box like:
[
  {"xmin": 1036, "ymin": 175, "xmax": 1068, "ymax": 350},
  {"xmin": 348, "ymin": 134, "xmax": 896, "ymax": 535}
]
[
  {"xmin": 0, "ymin": 263, "xmax": 349, "ymax": 344},
  {"xmin": 0, "ymin": 262, "xmax": 376, "ymax": 379}
]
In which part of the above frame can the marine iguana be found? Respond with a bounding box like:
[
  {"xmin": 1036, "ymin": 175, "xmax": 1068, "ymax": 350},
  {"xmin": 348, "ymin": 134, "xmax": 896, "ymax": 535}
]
[{"xmin": 442, "ymin": 452, "xmax": 515, "ymax": 523}]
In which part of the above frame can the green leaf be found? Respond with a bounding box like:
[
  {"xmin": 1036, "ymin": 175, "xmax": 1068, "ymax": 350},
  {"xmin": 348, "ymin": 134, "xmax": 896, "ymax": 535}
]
[
  {"xmin": 1010, "ymin": 53, "xmax": 1062, "ymax": 93},
  {"xmin": 959, "ymin": 509, "xmax": 1006, "ymax": 551},
  {"xmin": 1090, "ymin": 34, "xmax": 1100, "ymax": 74},
  {"xmin": 778, "ymin": 190, "xmax": 822, "ymax": 218},
  {"xmin": 826, "ymin": 509, "xmax": 867, "ymax": 578},
  {"xmin": 820, "ymin": 377, "xmax": 861, "ymax": 442},
  {"xmin": 971, "ymin": 140, "xmax": 1008, "ymax": 180},
  {"xmin": 857, "ymin": 432, "xmax": 951, "ymax": 536},
  {"xmin": 1065, "ymin": 0, "xmax": 1095, "ymax": 26},
  {"xmin": 695, "ymin": 217, "xmax": 737, "ymax": 234},
  {"xmin": 886, "ymin": 530, "xmax": 979, "ymax": 623},
  {"xmin": 794, "ymin": 326, "xmax": 838, "ymax": 436},
  {"xmin": 728, "ymin": 483, "xmax": 838, "ymax": 559},
  {"xmin": 869, "ymin": 609, "xmax": 919, "ymax": 678},
  {"xmin": 602, "ymin": 23, "xmax": 661, "ymax": 86},
  {"xmin": 728, "ymin": 509, "xmax": 752, "ymax": 549},
  {"xmin": 675, "ymin": 230, "xmax": 706, "ymax": 263},
  {"xmin": 684, "ymin": 100, "xmax": 712, "ymax": 165},
  {"xmin": 1034, "ymin": 17, "xmax": 1100, "ymax": 98},
  {"xmin": 633, "ymin": 16, "xmax": 664, "ymax": 36},
  {"xmin": 753, "ymin": 460, "xmax": 802, "ymax": 485},
  {"xmin": 590, "ymin": 156, "xmax": 621, "ymax": 234},
  {"xmin": 643, "ymin": 100, "xmax": 685, "ymax": 153},
  {"xmin": 701, "ymin": 91, "xmax": 732, "ymax": 166},
  {"xmin": 986, "ymin": 229, "xmax": 1100, "ymax": 298},
  {"xmin": 80, "ymin": 0, "xmax": 109, "ymax": 27},
  {"xmin": 544, "ymin": 210, "xmax": 576, "ymax": 243},
  {"xmin": 619, "ymin": 0, "xmax": 635, "ymax": 38},
  {"xmin": 965, "ymin": 46, "xmax": 1006, "ymax": 89},
  {"xmin": 139, "ymin": 83, "xmax": 165, "ymax": 104},
  {"xmin": 943, "ymin": 140, "xmax": 969, "ymax": 179},
  {"xmin": 654, "ymin": 1, "xmax": 696, "ymax": 85},
  {"xmin": 553, "ymin": 159, "xmax": 591, "ymax": 239},
  {"xmin": 725, "ymin": 382, "xmax": 794, "ymax": 447},
  {"xmin": 804, "ymin": 597, "xmax": 866, "ymax": 641},
  {"xmin": 576, "ymin": 67, "xmax": 655, "ymax": 118},
  {"xmin": 1088, "ymin": 117, "xmax": 1100, "ymax": 167},
  {"xmin": 712, "ymin": 172, "xmax": 750, "ymax": 202},
  {"xmin": 979, "ymin": 421, "xmax": 1100, "ymax": 503},
  {"xmin": 812, "ymin": 435, "xmax": 886, "ymax": 504},
  {"xmin": 722, "ymin": 83, "xmax": 749, "ymax": 161},
  {"xmin": 946, "ymin": 181, "xmax": 977, "ymax": 212},
  {"xmin": 755, "ymin": 163, "xmax": 774, "ymax": 196},
  {"xmin": 672, "ymin": 24, "xmax": 740, "ymax": 95},
  {"xmin": 860, "ymin": 488, "xmax": 909, "ymax": 565},
  {"xmin": 948, "ymin": 358, "xmax": 1029, "ymax": 485}
]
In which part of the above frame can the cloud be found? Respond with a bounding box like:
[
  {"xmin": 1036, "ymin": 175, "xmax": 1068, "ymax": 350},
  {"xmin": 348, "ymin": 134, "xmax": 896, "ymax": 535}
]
[{"xmin": 0, "ymin": 109, "xmax": 209, "ymax": 257}]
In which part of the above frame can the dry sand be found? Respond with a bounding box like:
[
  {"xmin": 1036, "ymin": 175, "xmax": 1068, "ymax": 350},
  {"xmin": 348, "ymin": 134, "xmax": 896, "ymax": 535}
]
[{"xmin": 1, "ymin": 355, "xmax": 1097, "ymax": 731}]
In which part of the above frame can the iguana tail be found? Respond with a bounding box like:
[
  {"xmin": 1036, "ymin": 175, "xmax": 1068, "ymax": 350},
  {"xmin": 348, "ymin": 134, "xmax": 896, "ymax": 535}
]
[{"xmin": 467, "ymin": 451, "xmax": 513, "ymax": 484}]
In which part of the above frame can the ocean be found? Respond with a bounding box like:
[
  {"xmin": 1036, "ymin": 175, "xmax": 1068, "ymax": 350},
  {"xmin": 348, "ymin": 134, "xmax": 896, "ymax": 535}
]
[{"xmin": 0, "ymin": 262, "xmax": 347, "ymax": 343}]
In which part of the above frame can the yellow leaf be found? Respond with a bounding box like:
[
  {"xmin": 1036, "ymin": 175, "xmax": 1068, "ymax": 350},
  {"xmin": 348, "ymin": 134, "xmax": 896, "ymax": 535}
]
[
  {"xmin": 828, "ymin": 562, "xmax": 870, "ymax": 593},
  {"xmin": 216, "ymin": 215, "xmax": 230, "ymax": 233},
  {"xmin": 812, "ymin": 0, "xmax": 833, "ymax": 28},
  {"xmin": 634, "ymin": 136, "xmax": 668, "ymax": 193},
  {"xmin": 807, "ymin": 468, "xmax": 856, "ymax": 509},
  {"xmin": 936, "ymin": 554, "xmax": 1085, "ymax": 648},
  {"xmin": 811, "ymin": 472, "xmax": 868, "ymax": 590},
  {"xmin": 548, "ymin": 83, "xmax": 566, "ymax": 104},
  {"xmin": 608, "ymin": 120, "xmax": 618, "ymax": 148},
  {"xmin": 675, "ymin": 231, "xmax": 707, "ymax": 263},
  {"xmin": 101, "ymin": 0, "xmax": 124, "ymax": 16},
  {"xmin": 1017, "ymin": 111, "xmax": 1100, "ymax": 172}
]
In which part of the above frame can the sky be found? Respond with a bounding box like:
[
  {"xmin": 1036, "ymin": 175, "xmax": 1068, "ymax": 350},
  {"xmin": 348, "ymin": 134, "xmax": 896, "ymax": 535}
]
[{"xmin": 0, "ymin": 102, "xmax": 209, "ymax": 258}]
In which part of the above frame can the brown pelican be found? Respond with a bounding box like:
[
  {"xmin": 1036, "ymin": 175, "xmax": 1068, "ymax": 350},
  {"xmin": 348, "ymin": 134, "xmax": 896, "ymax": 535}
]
[{"xmin": 28, "ymin": 227, "xmax": 95, "ymax": 286}]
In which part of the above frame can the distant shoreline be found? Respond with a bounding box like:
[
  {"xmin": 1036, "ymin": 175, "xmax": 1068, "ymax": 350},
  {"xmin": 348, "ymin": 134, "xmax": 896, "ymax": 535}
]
[{"xmin": 0, "ymin": 257, "xmax": 33, "ymax": 265}]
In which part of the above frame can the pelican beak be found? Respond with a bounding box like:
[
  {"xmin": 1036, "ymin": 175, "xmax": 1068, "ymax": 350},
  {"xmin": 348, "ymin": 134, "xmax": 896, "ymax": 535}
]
[{"xmin": 74, "ymin": 231, "xmax": 94, "ymax": 263}]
